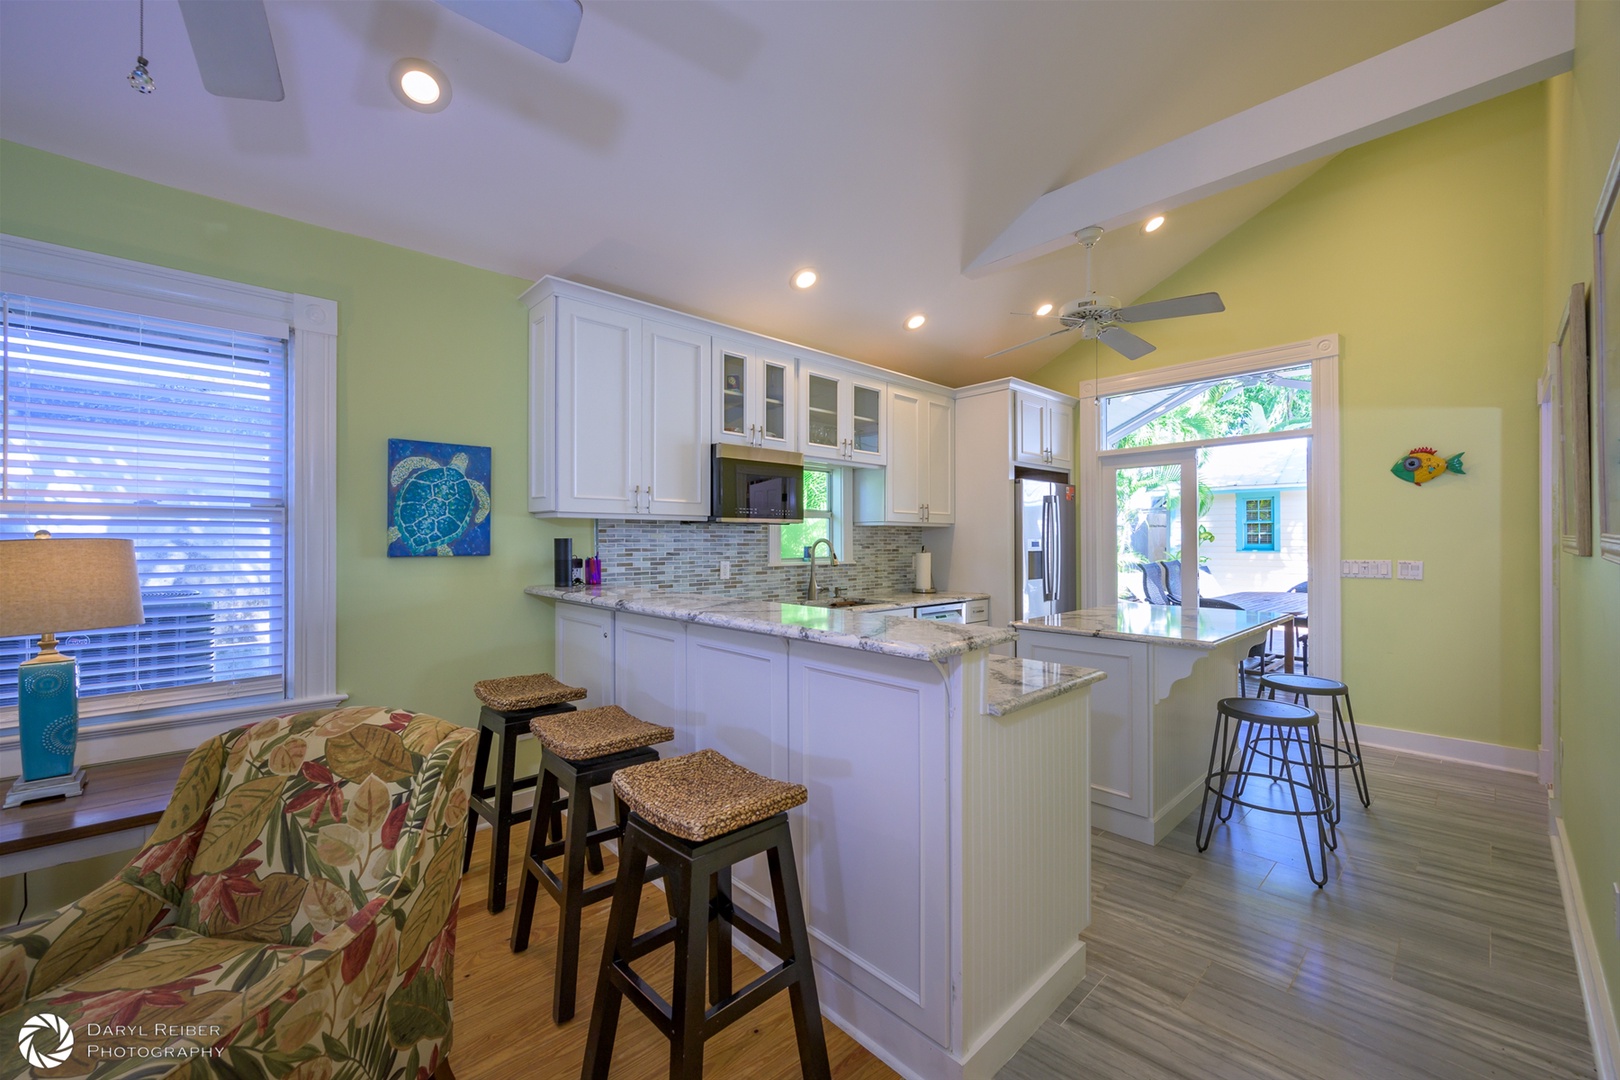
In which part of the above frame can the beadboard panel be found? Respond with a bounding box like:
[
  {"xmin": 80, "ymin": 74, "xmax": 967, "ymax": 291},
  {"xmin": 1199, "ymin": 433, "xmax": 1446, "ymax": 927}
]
[{"xmin": 960, "ymin": 672, "xmax": 1091, "ymax": 1061}]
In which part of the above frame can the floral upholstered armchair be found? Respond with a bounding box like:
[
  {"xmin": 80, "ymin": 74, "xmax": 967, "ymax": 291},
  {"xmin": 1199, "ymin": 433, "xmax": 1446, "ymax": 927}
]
[{"xmin": 0, "ymin": 706, "xmax": 475, "ymax": 1079}]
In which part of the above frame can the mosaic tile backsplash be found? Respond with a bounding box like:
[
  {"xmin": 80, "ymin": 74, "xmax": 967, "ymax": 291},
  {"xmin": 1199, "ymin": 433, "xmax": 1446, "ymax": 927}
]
[{"xmin": 593, "ymin": 520, "xmax": 929, "ymax": 600}]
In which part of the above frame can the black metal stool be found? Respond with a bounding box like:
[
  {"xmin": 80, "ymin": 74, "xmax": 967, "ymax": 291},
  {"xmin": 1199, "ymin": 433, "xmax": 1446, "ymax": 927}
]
[
  {"xmin": 510, "ymin": 705, "xmax": 675, "ymax": 1024},
  {"xmin": 1196, "ymin": 697, "xmax": 1337, "ymax": 888},
  {"xmin": 465, "ymin": 674, "xmax": 588, "ymax": 914},
  {"xmin": 582, "ymin": 749, "xmax": 830, "ymax": 1080},
  {"xmin": 1261, "ymin": 672, "xmax": 1369, "ymax": 824}
]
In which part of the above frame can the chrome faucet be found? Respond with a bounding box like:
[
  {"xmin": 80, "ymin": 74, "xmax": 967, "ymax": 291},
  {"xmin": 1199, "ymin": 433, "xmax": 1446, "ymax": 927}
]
[{"xmin": 805, "ymin": 538, "xmax": 839, "ymax": 601}]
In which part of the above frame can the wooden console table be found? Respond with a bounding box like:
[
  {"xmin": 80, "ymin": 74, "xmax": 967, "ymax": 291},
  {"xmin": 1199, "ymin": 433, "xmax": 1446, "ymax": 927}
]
[{"xmin": 0, "ymin": 752, "xmax": 188, "ymax": 877}]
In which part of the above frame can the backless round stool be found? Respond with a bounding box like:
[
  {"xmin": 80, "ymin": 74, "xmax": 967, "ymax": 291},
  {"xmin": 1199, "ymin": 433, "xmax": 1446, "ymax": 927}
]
[
  {"xmin": 466, "ymin": 673, "xmax": 589, "ymax": 914},
  {"xmin": 581, "ymin": 749, "xmax": 831, "ymax": 1080},
  {"xmin": 510, "ymin": 704, "xmax": 675, "ymax": 1024},
  {"xmin": 1196, "ymin": 697, "xmax": 1337, "ymax": 888},
  {"xmin": 1261, "ymin": 672, "xmax": 1369, "ymax": 824}
]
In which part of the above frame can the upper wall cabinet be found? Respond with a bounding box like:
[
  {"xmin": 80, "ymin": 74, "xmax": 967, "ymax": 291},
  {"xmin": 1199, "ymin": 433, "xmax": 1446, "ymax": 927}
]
[
  {"xmin": 855, "ymin": 386, "xmax": 954, "ymax": 526},
  {"xmin": 801, "ymin": 362, "xmax": 886, "ymax": 467},
  {"xmin": 1014, "ymin": 389, "xmax": 1074, "ymax": 471},
  {"xmin": 529, "ymin": 294, "xmax": 710, "ymax": 519},
  {"xmin": 714, "ymin": 340, "xmax": 795, "ymax": 450}
]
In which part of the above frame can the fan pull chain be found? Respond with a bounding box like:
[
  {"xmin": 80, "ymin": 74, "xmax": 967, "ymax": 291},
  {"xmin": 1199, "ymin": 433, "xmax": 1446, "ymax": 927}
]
[{"xmin": 128, "ymin": 0, "xmax": 154, "ymax": 94}]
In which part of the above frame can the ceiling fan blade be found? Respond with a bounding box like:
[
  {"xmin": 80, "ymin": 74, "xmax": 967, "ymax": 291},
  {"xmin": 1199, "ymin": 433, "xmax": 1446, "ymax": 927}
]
[
  {"xmin": 985, "ymin": 327, "xmax": 1076, "ymax": 360},
  {"xmin": 1114, "ymin": 292, "xmax": 1225, "ymax": 323},
  {"xmin": 178, "ymin": 0, "xmax": 284, "ymax": 101},
  {"xmin": 1097, "ymin": 325, "xmax": 1157, "ymax": 360},
  {"xmin": 438, "ymin": 0, "xmax": 585, "ymax": 63}
]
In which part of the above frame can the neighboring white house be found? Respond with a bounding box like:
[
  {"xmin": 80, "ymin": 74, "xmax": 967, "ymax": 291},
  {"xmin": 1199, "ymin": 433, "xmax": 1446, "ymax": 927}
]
[{"xmin": 1197, "ymin": 438, "xmax": 1308, "ymax": 594}]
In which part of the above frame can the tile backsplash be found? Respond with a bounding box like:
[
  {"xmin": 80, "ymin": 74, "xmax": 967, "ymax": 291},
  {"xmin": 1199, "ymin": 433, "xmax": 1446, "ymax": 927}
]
[{"xmin": 594, "ymin": 520, "xmax": 929, "ymax": 600}]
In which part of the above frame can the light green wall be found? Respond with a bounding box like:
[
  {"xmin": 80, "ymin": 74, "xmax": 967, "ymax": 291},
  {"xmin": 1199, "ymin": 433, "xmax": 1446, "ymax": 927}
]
[
  {"xmin": 1031, "ymin": 85, "xmax": 1550, "ymax": 753},
  {"xmin": 0, "ymin": 141, "xmax": 589, "ymax": 912},
  {"xmin": 1546, "ymin": 0, "xmax": 1620, "ymax": 1023}
]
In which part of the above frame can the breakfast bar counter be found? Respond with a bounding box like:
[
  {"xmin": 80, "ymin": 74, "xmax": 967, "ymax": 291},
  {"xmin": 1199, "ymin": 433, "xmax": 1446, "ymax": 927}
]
[
  {"xmin": 1013, "ymin": 602, "xmax": 1290, "ymax": 845},
  {"xmin": 530, "ymin": 584, "xmax": 1101, "ymax": 1080}
]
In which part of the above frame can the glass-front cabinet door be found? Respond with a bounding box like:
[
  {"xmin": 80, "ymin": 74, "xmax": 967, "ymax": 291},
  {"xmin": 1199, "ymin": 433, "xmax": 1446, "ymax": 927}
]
[
  {"xmin": 800, "ymin": 363, "xmax": 886, "ymax": 465},
  {"xmin": 714, "ymin": 342, "xmax": 796, "ymax": 448}
]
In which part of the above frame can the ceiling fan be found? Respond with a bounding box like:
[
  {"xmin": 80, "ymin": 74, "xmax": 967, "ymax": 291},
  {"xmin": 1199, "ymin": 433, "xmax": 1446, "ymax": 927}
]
[
  {"xmin": 987, "ymin": 226, "xmax": 1225, "ymax": 361},
  {"xmin": 171, "ymin": 0, "xmax": 585, "ymax": 102}
]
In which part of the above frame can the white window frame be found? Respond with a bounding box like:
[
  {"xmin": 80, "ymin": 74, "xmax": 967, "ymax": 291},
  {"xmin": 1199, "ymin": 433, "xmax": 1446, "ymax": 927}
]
[
  {"xmin": 1079, "ymin": 335, "xmax": 1341, "ymax": 682},
  {"xmin": 769, "ymin": 465, "xmax": 853, "ymax": 566},
  {"xmin": 0, "ymin": 234, "xmax": 343, "ymax": 772}
]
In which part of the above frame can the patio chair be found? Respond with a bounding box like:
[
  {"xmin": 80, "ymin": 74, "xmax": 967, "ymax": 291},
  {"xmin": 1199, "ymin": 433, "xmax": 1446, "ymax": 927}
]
[{"xmin": 1139, "ymin": 563, "xmax": 1174, "ymax": 605}]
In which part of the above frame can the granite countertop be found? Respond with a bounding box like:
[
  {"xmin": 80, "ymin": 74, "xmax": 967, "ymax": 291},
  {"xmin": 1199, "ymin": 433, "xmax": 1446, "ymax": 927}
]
[
  {"xmin": 528, "ymin": 586, "xmax": 1014, "ymax": 662},
  {"xmin": 984, "ymin": 655, "xmax": 1106, "ymax": 717},
  {"xmin": 1012, "ymin": 602, "xmax": 1293, "ymax": 650}
]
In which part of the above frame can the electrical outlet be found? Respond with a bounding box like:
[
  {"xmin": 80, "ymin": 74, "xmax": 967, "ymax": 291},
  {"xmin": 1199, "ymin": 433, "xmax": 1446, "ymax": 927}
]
[
  {"xmin": 1398, "ymin": 560, "xmax": 1424, "ymax": 580},
  {"xmin": 719, "ymin": 560, "xmax": 731, "ymax": 580}
]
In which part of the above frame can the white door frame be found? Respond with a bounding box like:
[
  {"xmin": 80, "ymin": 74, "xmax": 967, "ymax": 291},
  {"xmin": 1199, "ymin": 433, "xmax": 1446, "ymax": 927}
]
[
  {"xmin": 1078, "ymin": 335, "xmax": 1342, "ymax": 681},
  {"xmin": 1538, "ymin": 344, "xmax": 1561, "ymax": 799}
]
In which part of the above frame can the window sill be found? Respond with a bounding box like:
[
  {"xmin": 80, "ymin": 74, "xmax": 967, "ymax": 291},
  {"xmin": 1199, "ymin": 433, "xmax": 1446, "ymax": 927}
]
[{"xmin": 0, "ymin": 691, "xmax": 348, "ymax": 779}]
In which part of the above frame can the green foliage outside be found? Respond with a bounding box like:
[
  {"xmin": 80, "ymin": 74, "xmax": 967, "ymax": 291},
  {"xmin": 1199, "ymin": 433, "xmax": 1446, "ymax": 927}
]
[{"xmin": 779, "ymin": 469, "xmax": 832, "ymax": 561}]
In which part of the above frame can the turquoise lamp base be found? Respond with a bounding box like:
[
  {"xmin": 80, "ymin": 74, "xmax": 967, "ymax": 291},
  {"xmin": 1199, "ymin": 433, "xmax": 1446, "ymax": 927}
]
[{"xmin": 9, "ymin": 655, "xmax": 83, "ymax": 806}]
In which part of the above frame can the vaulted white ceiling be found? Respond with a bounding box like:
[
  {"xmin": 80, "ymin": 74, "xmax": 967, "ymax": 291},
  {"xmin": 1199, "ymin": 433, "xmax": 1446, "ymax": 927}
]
[{"xmin": 0, "ymin": 0, "xmax": 1497, "ymax": 386}]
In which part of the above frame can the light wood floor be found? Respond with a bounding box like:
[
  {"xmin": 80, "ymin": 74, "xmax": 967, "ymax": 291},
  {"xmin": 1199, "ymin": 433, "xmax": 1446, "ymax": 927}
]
[
  {"xmin": 1000, "ymin": 746, "xmax": 1599, "ymax": 1080},
  {"xmin": 452, "ymin": 819, "xmax": 897, "ymax": 1080}
]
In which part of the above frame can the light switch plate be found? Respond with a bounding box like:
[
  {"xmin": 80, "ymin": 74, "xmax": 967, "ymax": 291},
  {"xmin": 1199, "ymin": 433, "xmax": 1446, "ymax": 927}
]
[
  {"xmin": 1398, "ymin": 560, "xmax": 1424, "ymax": 580},
  {"xmin": 1341, "ymin": 559, "xmax": 1393, "ymax": 578}
]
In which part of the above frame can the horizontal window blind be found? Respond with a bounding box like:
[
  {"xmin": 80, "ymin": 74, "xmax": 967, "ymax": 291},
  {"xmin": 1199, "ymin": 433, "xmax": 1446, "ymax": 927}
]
[{"xmin": 1, "ymin": 294, "xmax": 289, "ymax": 713}]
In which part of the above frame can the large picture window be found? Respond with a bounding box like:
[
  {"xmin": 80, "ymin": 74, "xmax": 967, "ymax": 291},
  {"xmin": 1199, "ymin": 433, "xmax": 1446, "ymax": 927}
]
[
  {"xmin": 0, "ymin": 295, "xmax": 289, "ymax": 711},
  {"xmin": 0, "ymin": 235, "xmax": 339, "ymax": 758}
]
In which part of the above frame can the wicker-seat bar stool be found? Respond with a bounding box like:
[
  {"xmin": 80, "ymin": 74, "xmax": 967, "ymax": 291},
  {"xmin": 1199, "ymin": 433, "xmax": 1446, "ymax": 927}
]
[
  {"xmin": 510, "ymin": 704, "xmax": 675, "ymax": 1024},
  {"xmin": 581, "ymin": 748, "xmax": 830, "ymax": 1080},
  {"xmin": 465, "ymin": 673, "xmax": 589, "ymax": 914}
]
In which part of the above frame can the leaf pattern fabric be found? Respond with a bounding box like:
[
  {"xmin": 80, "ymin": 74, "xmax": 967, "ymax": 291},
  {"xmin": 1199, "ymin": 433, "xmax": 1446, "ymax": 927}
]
[{"xmin": 0, "ymin": 706, "xmax": 474, "ymax": 1080}]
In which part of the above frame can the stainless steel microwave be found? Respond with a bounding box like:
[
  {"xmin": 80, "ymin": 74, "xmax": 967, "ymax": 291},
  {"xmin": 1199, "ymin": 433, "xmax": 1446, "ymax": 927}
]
[{"xmin": 710, "ymin": 444, "xmax": 804, "ymax": 523}]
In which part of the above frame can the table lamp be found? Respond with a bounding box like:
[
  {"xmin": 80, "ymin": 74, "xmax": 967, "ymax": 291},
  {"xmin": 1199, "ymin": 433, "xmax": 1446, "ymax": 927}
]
[{"xmin": 1, "ymin": 531, "xmax": 144, "ymax": 808}]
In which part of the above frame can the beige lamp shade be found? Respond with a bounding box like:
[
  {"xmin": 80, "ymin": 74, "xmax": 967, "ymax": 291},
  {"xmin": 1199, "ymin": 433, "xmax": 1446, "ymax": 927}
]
[{"xmin": 0, "ymin": 535, "xmax": 145, "ymax": 638}]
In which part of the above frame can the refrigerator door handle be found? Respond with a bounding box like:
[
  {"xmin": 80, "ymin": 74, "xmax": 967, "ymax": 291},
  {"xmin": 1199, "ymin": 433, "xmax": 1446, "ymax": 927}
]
[
  {"xmin": 1051, "ymin": 496, "xmax": 1062, "ymax": 607},
  {"xmin": 1041, "ymin": 495, "xmax": 1055, "ymax": 604}
]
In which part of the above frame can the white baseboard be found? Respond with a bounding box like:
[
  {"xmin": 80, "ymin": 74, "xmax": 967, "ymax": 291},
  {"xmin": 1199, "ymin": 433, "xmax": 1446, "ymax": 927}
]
[
  {"xmin": 1553, "ymin": 816, "xmax": 1620, "ymax": 1080},
  {"xmin": 1354, "ymin": 723, "xmax": 1539, "ymax": 775}
]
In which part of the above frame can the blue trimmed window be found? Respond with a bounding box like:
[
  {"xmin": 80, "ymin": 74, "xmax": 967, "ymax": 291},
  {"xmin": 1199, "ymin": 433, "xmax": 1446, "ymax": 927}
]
[{"xmin": 1235, "ymin": 490, "xmax": 1280, "ymax": 552}]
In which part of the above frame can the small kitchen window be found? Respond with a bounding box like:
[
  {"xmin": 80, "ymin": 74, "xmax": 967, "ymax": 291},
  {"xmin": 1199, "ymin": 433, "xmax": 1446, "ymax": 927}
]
[
  {"xmin": 1234, "ymin": 490, "xmax": 1279, "ymax": 551},
  {"xmin": 770, "ymin": 467, "xmax": 848, "ymax": 565}
]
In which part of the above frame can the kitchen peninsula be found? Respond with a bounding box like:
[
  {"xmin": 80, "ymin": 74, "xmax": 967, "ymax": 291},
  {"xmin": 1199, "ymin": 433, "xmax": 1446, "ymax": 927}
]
[
  {"xmin": 1014, "ymin": 603, "xmax": 1291, "ymax": 845},
  {"xmin": 528, "ymin": 584, "xmax": 1102, "ymax": 1080}
]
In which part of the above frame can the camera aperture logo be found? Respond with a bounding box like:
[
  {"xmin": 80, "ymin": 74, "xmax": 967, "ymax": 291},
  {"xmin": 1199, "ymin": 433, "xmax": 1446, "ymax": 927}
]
[{"xmin": 18, "ymin": 1012, "xmax": 73, "ymax": 1068}]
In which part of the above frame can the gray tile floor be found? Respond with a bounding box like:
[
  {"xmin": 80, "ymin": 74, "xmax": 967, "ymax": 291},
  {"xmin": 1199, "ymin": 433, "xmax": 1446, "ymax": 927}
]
[{"xmin": 1000, "ymin": 746, "xmax": 1599, "ymax": 1080}]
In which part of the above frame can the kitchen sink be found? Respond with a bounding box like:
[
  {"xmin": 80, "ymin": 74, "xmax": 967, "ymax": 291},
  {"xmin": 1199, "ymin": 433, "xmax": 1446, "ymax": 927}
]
[{"xmin": 800, "ymin": 597, "xmax": 871, "ymax": 608}]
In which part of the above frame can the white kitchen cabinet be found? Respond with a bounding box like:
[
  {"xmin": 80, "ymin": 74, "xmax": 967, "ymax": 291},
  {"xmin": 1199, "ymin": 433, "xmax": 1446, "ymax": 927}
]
[
  {"xmin": 800, "ymin": 363, "xmax": 886, "ymax": 466},
  {"xmin": 612, "ymin": 613, "xmax": 689, "ymax": 750},
  {"xmin": 530, "ymin": 295, "xmax": 710, "ymax": 518},
  {"xmin": 714, "ymin": 340, "xmax": 795, "ymax": 451},
  {"xmin": 1014, "ymin": 389, "xmax": 1073, "ymax": 470},
  {"xmin": 685, "ymin": 625, "xmax": 792, "ymax": 913},
  {"xmin": 788, "ymin": 640, "xmax": 951, "ymax": 1044},
  {"xmin": 854, "ymin": 386, "xmax": 954, "ymax": 525},
  {"xmin": 553, "ymin": 603, "xmax": 615, "ymax": 709}
]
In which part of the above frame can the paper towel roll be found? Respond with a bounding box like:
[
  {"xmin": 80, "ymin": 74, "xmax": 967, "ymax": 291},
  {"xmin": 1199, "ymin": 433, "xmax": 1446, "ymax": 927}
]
[{"xmin": 913, "ymin": 551, "xmax": 932, "ymax": 592}]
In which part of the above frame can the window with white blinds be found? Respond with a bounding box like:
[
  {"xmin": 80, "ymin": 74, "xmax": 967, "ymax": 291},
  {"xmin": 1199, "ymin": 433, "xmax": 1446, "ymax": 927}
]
[{"xmin": 0, "ymin": 293, "xmax": 289, "ymax": 713}]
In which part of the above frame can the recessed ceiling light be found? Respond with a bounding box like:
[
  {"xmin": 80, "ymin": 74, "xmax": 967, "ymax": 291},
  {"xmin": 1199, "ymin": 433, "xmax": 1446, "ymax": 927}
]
[
  {"xmin": 1143, "ymin": 215, "xmax": 1166, "ymax": 234},
  {"xmin": 792, "ymin": 268, "xmax": 818, "ymax": 290},
  {"xmin": 390, "ymin": 58, "xmax": 451, "ymax": 113},
  {"xmin": 905, "ymin": 314, "xmax": 926, "ymax": 330},
  {"xmin": 1035, "ymin": 303, "xmax": 1054, "ymax": 317}
]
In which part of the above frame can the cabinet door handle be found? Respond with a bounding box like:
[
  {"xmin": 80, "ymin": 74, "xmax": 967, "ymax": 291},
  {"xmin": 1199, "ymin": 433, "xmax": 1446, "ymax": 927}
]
[
  {"xmin": 645, "ymin": 485, "xmax": 653, "ymax": 511},
  {"xmin": 632, "ymin": 484, "xmax": 641, "ymax": 512}
]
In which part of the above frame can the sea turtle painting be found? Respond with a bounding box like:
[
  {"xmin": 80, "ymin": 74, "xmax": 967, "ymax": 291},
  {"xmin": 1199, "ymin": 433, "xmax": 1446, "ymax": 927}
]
[{"xmin": 387, "ymin": 439, "xmax": 492, "ymax": 557}]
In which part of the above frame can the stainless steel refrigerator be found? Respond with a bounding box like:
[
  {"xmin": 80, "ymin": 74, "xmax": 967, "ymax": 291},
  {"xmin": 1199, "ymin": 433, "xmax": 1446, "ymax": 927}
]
[{"xmin": 1016, "ymin": 479, "xmax": 1077, "ymax": 620}]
